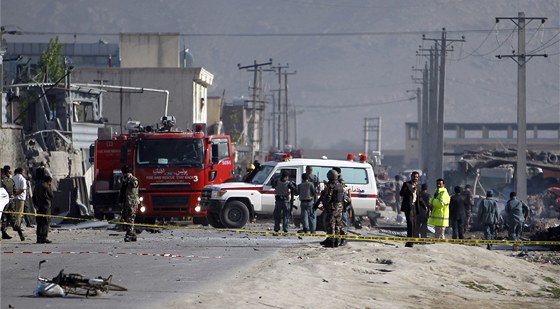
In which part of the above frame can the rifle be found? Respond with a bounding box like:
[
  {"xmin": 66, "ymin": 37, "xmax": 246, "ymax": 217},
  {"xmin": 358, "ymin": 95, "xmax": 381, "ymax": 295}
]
[{"xmin": 288, "ymin": 193, "xmax": 297, "ymax": 224}]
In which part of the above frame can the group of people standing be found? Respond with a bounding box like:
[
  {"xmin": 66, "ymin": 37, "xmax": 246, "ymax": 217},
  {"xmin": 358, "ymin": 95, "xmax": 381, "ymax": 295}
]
[
  {"xmin": 1, "ymin": 163, "xmax": 54, "ymax": 243},
  {"xmin": 272, "ymin": 166, "xmax": 352, "ymax": 248},
  {"xmin": 398, "ymin": 171, "xmax": 529, "ymax": 250}
]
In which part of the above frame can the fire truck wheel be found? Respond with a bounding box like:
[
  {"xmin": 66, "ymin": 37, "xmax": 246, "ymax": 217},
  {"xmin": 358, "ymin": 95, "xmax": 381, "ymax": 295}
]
[
  {"xmin": 207, "ymin": 212, "xmax": 225, "ymax": 228},
  {"xmin": 220, "ymin": 201, "xmax": 249, "ymax": 229}
]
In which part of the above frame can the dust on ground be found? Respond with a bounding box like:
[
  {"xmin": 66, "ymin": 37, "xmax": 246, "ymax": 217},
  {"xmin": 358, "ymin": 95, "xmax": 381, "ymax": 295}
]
[{"xmin": 161, "ymin": 209, "xmax": 560, "ymax": 309}]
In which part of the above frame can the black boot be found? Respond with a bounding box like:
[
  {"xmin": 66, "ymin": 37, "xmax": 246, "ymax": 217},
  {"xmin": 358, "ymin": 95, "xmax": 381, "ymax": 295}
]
[
  {"xmin": 320, "ymin": 238, "xmax": 329, "ymax": 246},
  {"xmin": 333, "ymin": 238, "xmax": 339, "ymax": 247},
  {"xmin": 322, "ymin": 238, "xmax": 336, "ymax": 248},
  {"xmin": 2, "ymin": 230, "xmax": 12, "ymax": 239},
  {"xmin": 339, "ymin": 231, "xmax": 347, "ymax": 246},
  {"xmin": 17, "ymin": 229, "xmax": 25, "ymax": 241}
]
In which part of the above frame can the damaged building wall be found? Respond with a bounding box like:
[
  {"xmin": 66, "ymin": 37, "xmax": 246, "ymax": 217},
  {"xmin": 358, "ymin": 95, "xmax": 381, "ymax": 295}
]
[{"xmin": 0, "ymin": 124, "xmax": 26, "ymax": 168}]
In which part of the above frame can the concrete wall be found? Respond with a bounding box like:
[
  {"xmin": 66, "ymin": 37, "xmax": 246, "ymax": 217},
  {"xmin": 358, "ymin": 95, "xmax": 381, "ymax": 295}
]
[
  {"xmin": 72, "ymin": 67, "xmax": 213, "ymax": 133},
  {"xmin": 120, "ymin": 33, "xmax": 180, "ymax": 68},
  {"xmin": 207, "ymin": 96, "xmax": 222, "ymax": 127},
  {"xmin": 0, "ymin": 125, "xmax": 26, "ymax": 168}
]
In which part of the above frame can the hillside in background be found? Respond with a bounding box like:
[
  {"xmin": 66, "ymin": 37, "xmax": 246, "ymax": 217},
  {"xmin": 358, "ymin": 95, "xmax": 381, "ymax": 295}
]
[{"xmin": 2, "ymin": 0, "xmax": 559, "ymax": 151}]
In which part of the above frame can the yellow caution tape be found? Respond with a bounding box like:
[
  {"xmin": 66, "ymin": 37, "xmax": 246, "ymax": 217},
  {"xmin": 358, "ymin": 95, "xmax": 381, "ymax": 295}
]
[{"xmin": 2, "ymin": 210, "xmax": 559, "ymax": 246}]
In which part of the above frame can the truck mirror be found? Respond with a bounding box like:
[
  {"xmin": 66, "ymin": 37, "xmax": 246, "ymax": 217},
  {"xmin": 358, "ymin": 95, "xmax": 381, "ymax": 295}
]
[{"xmin": 211, "ymin": 144, "xmax": 219, "ymax": 164}]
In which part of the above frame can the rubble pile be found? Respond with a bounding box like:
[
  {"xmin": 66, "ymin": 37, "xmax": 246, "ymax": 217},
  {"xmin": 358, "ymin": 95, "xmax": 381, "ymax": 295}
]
[
  {"xmin": 514, "ymin": 251, "xmax": 560, "ymax": 265},
  {"xmin": 531, "ymin": 224, "xmax": 560, "ymax": 242}
]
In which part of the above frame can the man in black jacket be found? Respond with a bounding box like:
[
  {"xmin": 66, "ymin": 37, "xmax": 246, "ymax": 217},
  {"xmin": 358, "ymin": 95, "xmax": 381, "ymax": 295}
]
[
  {"xmin": 33, "ymin": 176, "xmax": 54, "ymax": 243},
  {"xmin": 449, "ymin": 186, "xmax": 466, "ymax": 239},
  {"xmin": 399, "ymin": 171, "xmax": 427, "ymax": 247}
]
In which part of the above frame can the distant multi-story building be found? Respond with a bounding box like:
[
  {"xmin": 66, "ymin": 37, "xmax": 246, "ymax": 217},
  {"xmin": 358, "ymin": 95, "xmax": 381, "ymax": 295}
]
[
  {"xmin": 5, "ymin": 41, "xmax": 120, "ymax": 83},
  {"xmin": 4, "ymin": 33, "xmax": 216, "ymax": 134},
  {"xmin": 405, "ymin": 122, "xmax": 560, "ymax": 167}
]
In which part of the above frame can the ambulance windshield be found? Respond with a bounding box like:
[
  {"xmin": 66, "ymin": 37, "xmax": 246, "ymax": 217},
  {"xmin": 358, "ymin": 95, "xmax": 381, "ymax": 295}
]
[{"xmin": 247, "ymin": 165, "xmax": 274, "ymax": 184}]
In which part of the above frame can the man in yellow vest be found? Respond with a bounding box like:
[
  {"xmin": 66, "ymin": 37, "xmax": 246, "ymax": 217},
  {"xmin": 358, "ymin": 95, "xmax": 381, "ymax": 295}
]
[{"xmin": 428, "ymin": 178, "xmax": 450, "ymax": 239}]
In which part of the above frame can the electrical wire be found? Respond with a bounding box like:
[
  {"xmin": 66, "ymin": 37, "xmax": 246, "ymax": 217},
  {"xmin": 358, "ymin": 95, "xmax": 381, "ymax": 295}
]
[
  {"xmin": 21, "ymin": 27, "xmax": 559, "ymax": 39},
  {"xmin": 452, "ymin": 23, "xmax": 497, "ymax": 61},
  {"xmin": 449, "ymin": 27, "xmax": 517, "ymax": 62},
  {"xmin": 527, "ymin": 31, "xmax": 560, "ymax": 54},
  {"xmin": 525, "ymin": 21, "xmax": 544, "ymax": 46},
  {"xmin": 302, "ymin": 96, "xmax": 415, "ymax": 109}
]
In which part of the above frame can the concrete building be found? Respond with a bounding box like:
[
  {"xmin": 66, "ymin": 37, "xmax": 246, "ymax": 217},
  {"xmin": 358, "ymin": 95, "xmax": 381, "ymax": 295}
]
[
  {"xmin": 5, "ymin": 33, "xmax": 212, "ymax": 133},
  {"xmin": 5, "ymin": 41, "xmax": 120, "ymax": 84},
  {"xmin": 119, "ymin": 33, "xmax": 180, "ymax": 68},
  {"xmin": 206, "ymin": 96, "xmax": 223, "ymax": 135},
  {"xmin": 405, "ymin": 122, "xmax": 560, "ymax": 168},
  {"xmin": 72, "ymin": 67, "xmax": 213, "ymax": 133}
]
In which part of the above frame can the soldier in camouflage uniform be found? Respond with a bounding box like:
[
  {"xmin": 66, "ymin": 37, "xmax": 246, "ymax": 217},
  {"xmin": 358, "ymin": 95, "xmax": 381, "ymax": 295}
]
[
  {"xmin": 1, "ymin": 166, "xmax": 16, "ymax": 240},
  {"xmin": 333, "ymin": 166, "xmax": 352, "ymax": 246},
  {"xmin": 119, "ymin": 165, "xmax": 139, "ymax": 242},
  {"xmin": 314, "ymin": 169, "xmax": 344, "ymax": 247}
]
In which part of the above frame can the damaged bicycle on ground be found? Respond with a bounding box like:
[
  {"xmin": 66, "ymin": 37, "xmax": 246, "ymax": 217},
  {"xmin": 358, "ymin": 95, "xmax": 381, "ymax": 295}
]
[{"xmin": 35, "ymin": 260, "xmax": 128, "ymax": 297}]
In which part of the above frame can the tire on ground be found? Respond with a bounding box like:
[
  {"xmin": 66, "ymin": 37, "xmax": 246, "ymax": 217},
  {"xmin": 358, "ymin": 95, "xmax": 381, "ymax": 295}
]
[
  {"xmin": 193, "ymin": 216, "xmax": 209, "ymax": 226},
  {"xmin": 220, "ymin": 200, "xmax": 249, "ymax": 229},
  {"xmin": 207, "ymin": 211, "xmax": 225, "ymax": 228},
  {"xmin": 94, "ymin": 212, "xmax": 105, "ymax": 221}
]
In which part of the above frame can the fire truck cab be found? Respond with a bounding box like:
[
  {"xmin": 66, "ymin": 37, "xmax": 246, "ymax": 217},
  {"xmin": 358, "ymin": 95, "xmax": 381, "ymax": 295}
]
[
  {"xmin": 91, "ymin": 117, "xmax": 233, "ymax": 223},
  {"xmin": 199, "ymin": 158, "xmax": 378, "ymax": 229}
]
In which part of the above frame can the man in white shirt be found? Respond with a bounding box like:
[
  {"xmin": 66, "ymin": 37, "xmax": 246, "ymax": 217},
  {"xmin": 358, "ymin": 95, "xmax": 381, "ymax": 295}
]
[{"xmin": 12, "ymin": 167, "xmax": 27, "ymax": 241}]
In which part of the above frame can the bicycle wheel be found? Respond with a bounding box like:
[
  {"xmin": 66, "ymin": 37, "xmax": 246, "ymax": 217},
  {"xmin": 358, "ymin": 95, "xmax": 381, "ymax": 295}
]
[{"xmin": 106, "ymin": 282, "xmax": 127, "ymax": 291}]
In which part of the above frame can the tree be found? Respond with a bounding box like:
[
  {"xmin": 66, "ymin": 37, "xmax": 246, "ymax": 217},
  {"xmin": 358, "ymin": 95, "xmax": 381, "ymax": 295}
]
[{"xmin": 36, "ymin": 36, "xmax": 64, "ymax": 82}]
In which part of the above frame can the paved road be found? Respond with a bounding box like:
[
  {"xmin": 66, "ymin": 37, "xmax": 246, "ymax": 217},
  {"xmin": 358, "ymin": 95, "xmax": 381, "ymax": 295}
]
[{"xmin": 0, "ymin": 223, "xmax": 313, "ymax": 309}]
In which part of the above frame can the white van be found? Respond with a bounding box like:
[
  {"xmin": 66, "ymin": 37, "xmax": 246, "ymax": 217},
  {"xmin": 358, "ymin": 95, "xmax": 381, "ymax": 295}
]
[{"xmin": 199, "ymin": 158, "xmax": 378, "ymax": 229}]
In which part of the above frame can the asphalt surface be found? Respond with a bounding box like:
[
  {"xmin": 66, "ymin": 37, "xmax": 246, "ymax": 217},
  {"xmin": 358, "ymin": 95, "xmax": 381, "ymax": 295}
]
[
  {"xmin": 0, "ymin": 222, "xmax": 314, "ymax": 309},
  {"xmin": 3, "ymin": 213, "xmax": 557, "ymax": 308}
]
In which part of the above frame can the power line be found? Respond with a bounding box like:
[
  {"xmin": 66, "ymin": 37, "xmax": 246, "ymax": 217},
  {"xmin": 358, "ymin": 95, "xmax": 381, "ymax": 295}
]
[
  {"xmin": 303, "ymin": 96, "xmax": 415, "ymax": 109},
  {"xmin": 527, "ymin": 31, "xmax": 560, "ymax": 53},
  {"xmin": 20, "ymin": 27, "xmax": 560, "ymax": 38},
  {"xmin": 450, "ymin": 27, "xmax": 518, "ymax": 61},
  {"xmin": 453, "ymin": 23, "xmax": 497, "ymax": 61}
]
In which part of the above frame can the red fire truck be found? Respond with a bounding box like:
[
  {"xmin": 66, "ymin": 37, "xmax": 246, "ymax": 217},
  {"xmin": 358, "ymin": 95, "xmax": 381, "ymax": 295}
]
[{"xmin": 91, "ymin": 116, "xmax": 234, "ymax": 224}]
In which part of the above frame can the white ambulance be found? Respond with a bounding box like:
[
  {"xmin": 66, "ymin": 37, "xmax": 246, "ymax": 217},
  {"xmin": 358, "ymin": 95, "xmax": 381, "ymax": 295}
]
[{"xmin": 199, "ymin": 158, "xmax": 378, "ymax": 229}]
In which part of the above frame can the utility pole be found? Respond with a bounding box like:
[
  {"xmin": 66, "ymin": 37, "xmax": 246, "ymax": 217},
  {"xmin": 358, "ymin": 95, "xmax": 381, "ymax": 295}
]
[
  {"xmin": 363, "ymin": 117, "xmax": 381, "ymax": 157},
  {"xmin": 271, "ymin": 63, "xmax": 289, "ymax": 149},
  {"xmin": 410, "ymin": 66, "xmax": 423, "ymax": 168},
  {"xmin": 421, "ymin": 61, "xmax": 430, "ymax": 172},
  {"xmin": 422, "ymin": 29, "xmax": 464, "ymax": 186},
  {"xmin": 414, "ymin": 50, "xmax": 431, "ymax": 176},
  {"xmin": 496, "ymin": 12, "xmax": 547, "ymax": 201},
  {"xmin": 283, "ymin": 70, "xmax": 297, "ymax": 147},
  {"xmin": 238, "ymin": 59, "xmax": 273, "ymax": 162},
  {"xmin": 420, "ymin": 45, "xmax": 438, "ymax": 187},
  {"xmin": 266, "ymin": 93, "xmax": 275, "ymax": 149},
  {"xmin": 406, "ymin": 87, "xmax": 422, "ymax": 166}
]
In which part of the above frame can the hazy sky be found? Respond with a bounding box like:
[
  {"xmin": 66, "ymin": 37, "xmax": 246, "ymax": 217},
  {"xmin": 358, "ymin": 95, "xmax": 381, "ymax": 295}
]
[{"xmin": 2, "ymin": 0, "xmax": 559, "ymax": 152}]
